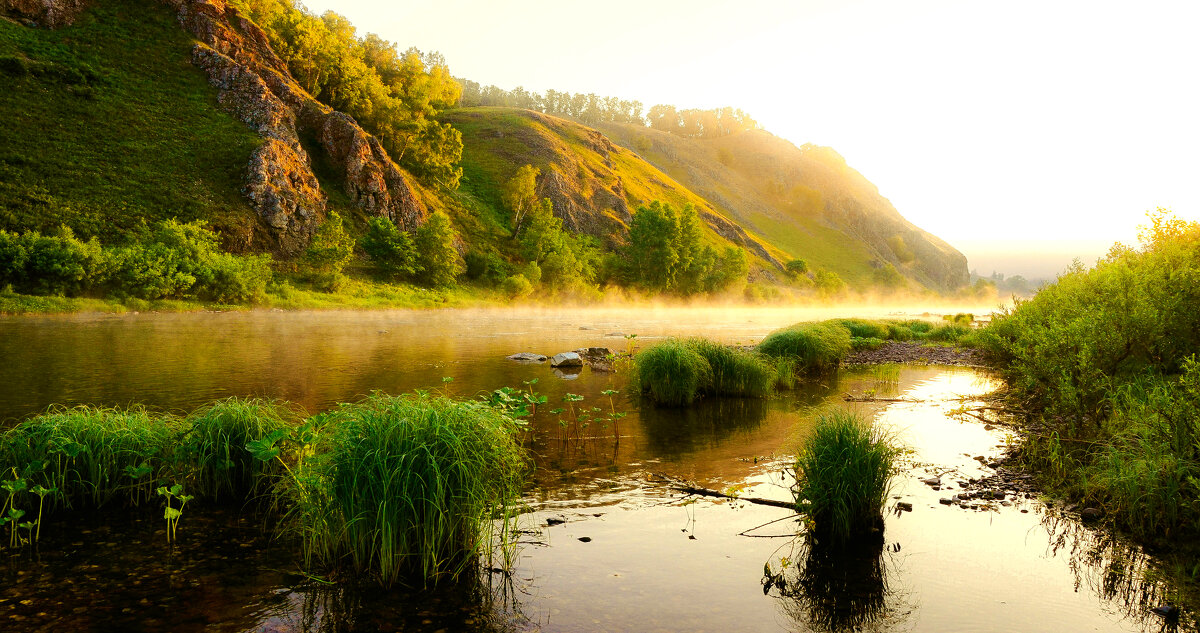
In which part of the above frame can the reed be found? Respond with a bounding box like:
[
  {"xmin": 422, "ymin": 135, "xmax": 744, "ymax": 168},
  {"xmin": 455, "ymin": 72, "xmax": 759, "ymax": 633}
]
[
  {"xmin": 683, "ymin": 338, "xmax": 774, "ymax": 399},
  {"xmin": 794, "ymin": 411, "xmax": 899, "ymax": 545},
  {"xmin": 633, "ymin": 339, "xmax": 713, "ymax": 406},
  {"xmin": 290, "ymin": 393, "xmax": 527, "ymax": 586},
  {"xmin": 0, "ymin": 405, "xmax": 180, "ymax": 510},
  {"xmin": 180, "ymin": 397, "xmax": 299, "ymax": 501}
]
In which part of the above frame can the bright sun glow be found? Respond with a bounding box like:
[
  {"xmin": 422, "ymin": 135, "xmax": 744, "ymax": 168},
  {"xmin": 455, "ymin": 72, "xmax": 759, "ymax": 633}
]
[{"xmin": 301, "ymin": 0, "xmax": 1200, "ymax": 277}]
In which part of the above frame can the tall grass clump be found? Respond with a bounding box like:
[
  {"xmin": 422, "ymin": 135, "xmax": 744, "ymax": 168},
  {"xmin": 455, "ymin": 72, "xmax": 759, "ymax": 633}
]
[
  {"xmin": 757, "ymin": 321, "xmax": 852, "ymax": 374},
  {"xmin": 180, "ymin": 398, "xmax": 299, "ymax": 501},
  {"xmin": 633, "ymin": 339, "xmax": 713, "ymax": 406},
  {"xmin": 794, "ymin": 411, "xmax": 899, "ymax": 546},
  {"xmin": 684, "ymin": 338, "xmax": 774, "ymax": 398},
  {"xmin": 289, "ymin": 393, "xmax": 527, "ymax": 586},
  {"xmin": 0, "ymin": 406, "xmax": 180, "ymax": 510}
]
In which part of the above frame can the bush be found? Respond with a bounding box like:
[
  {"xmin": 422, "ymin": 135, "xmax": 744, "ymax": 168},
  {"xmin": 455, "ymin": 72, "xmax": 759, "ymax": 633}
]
[
  {"xmin": 21, "ymin": 227, "xmax": 107, "ymax": 296},
  {"xmin": 463, "ymin": 250, "xmax": 510, "ymax": 286},
  {"xmin": 794, "ymin": 411, "xmax": 899, "ymax": 545},
  {"xmin": 501, "ymin": 274, "xmax": 533, "ymax": 299},
  {"xmin": 303, "ymin": 211, "xmax": 355, "ymax": 280},
  {"xmin": 360, "ymin": 216, "xmax": 416, "ymax": 279},
  {"xmin": 413, "ymin": 211, "xmax": 463, "ymax": 287},
  {"xmin": 292, "ymin": 393, "xmax": 526, "ymax": 585}
]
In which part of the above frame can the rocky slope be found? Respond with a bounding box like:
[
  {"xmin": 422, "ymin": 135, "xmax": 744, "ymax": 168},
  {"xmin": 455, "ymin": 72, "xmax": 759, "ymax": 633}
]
[{"xmin": 2, "ymin": 0, "xmax": 428, "ymax": 255}]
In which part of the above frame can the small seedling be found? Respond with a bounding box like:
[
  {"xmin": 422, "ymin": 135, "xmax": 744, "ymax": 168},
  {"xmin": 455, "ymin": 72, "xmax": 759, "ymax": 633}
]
[{"xmin": 157, "ymin": 484, "xmax": 193, "ymax": 544}]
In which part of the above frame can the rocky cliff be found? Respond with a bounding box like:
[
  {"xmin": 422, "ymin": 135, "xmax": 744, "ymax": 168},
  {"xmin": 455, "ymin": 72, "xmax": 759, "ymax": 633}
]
[{"xmin": 3, "ymin": 0, "xmax": 428, "ymax": 255}]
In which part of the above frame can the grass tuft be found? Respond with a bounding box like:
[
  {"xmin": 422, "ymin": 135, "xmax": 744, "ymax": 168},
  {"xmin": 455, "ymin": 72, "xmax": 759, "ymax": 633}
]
[
  {"xmin": 794, "ymin": 410, "xmax": 899, "ymax": 545},
  {"xmin": 289, "ymin": 393, "xmax": 527, "ymax": 586},
  {"xmin": 180, "ymin": 398, "xmax": 299, "ymax": 501},
  {"xmin": 757, "ymin": 321, "xmax": 852, "ymax": 374}
]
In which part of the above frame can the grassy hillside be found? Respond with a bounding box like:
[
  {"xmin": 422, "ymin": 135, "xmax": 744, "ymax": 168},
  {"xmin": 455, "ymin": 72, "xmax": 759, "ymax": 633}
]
[
  {"xmin": 597, "ymin": 123, "xmax": 968, "ymax": 290},
  {"xmin": 0, "ymin": 0, "xmax": 266, "ymax": 248},
  {"xmin": 444, "ymin": 107, "xmax": 788, "ymax": 273}
]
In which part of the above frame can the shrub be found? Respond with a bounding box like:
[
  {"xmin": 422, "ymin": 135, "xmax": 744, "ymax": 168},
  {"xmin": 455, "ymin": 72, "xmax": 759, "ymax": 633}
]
[
  {"xmin": 360, "ymin": 216, "xmax": 416, "ymax": 279},
  {"xmin": 291, "ymin": 393, "xmax": 526, "ymax": 585},
  {"xmin": 463, "ymin": 250, "xmax": 510, "ymax": 286},
  {"xmin": 413, "ymin": 211, "xmax": 463, "ymax": 287},
  {"xmin": 794, "ymin": 411, "xmax": 899, "ymax": 545},
  {"xmin": 303, "ymin": 211, "xmax": 355, "ymax": 280},
  {"xmin": 501, "ymin": 274, "xmax": 533, "ymax": 299},
  {"xmin": 21, "ymin": 227, "xmax": 107, "ymax": 296},
  {"xmin": 197, "ymin": 252, "xmax": 272, "ymax": 303},
  {"xmin": 0, "ymin": 230, "xmax": 29, "ymax": 287}
]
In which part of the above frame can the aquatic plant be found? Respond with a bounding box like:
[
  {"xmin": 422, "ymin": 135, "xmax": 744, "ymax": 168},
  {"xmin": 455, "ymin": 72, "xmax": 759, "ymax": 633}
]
[
  {"xmin": 756, "ymin": 322, "xmax": 852, "ymax": 374},
  {"xmin": 288, "ymin": 393, "xmax": 527, "ymax": 586},
  {"xmin": 181, "ymin": 397, "xmax": 299, "ymax": 501},
  {"xmin": 684, "ymin": 338, "xmax": 774, "ymax": 399},
  {"xmin": 793, "ymin": 411, "xmax": 900, "ymax": 545},
  {"xmin": 157, "ymin": 483, "xmax": 193, "ymax": 543},
  {"xmin": 633, "ymin": 339, "xmax": 713, "ymax": 406},
  {"xmin": 0, "ymin": 405, "xmax": 180, "ymax": 510}
]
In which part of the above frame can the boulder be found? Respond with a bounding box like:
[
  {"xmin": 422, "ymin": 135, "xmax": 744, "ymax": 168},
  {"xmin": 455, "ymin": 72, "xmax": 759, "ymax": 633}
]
[{"xmin": 550, "ymin": 352, "xmax": 583, "ymax": 368}]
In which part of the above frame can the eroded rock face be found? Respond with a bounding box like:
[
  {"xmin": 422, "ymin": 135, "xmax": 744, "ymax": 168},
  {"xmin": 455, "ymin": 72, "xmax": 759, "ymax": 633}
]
[
  {"xmin": 163, "ymin": 0, "xmax": 428, "ymax": 251},
  {"xmin": 0, "ymin": 0, "xmax": 88, "ymax": 28}
]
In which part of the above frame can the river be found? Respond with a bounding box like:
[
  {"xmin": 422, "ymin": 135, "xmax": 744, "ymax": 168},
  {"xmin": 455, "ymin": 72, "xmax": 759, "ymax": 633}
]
[{"xmin": 0, "ymin": 307, "xmax": 1178, "ymax": 632}]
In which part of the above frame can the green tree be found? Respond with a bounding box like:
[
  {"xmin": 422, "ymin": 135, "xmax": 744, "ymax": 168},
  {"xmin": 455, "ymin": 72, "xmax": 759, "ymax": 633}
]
[
  {"xmin": 503, "ymin": 165, "xmax": 541, "ymax": 237},
  {"xmin": 413, "ymin": 211, "xmax": 462, "ymax": 287},
  {"xmin": 785, "ymin": 259, "xmax": 809, "ymax": 276},
  {"xmin": 360, "ymin": 216, "xmax": 416, "ymax": 278},
  {"xmin": 625, "ymin": 201, "xmax": 680, "ymax": 292},
  {"xmin": 303, "ymin": 212, "xmax": 355, "ymax": 290}
]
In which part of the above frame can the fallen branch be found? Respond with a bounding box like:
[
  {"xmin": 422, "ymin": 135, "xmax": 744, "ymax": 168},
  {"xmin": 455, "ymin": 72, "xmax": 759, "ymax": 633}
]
[
  {"xmin": 843, "ymin": 395, "xmax": 923, "ymax": 403},
  {"xmin": 650, "ymin": 473, "xmax": 797, "ymax": 510}
]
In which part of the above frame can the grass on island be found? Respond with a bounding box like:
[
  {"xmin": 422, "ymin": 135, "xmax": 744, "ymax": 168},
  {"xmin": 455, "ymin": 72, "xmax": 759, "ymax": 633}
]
[{"xmin": 793, "ymin": 410, "xmax": 900, "ymax": 546}]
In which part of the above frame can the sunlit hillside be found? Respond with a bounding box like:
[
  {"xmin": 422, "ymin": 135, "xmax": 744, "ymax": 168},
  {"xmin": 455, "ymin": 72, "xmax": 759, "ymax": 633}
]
[{"xmin": 598, "ymin": 122, "xmax": 969, "ymax": 291}]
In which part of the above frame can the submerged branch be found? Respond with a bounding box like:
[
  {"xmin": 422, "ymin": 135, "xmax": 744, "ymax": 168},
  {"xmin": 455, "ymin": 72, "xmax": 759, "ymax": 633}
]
[{"xmin": 651, "ymin": 473, "xmax": 798, "ymax": 510}]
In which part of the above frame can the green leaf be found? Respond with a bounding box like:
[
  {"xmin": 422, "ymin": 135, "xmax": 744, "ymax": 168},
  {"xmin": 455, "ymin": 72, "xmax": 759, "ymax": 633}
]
[{"xmin": 163, "ymin": 507, "xmax": 181, "ymax": 520}]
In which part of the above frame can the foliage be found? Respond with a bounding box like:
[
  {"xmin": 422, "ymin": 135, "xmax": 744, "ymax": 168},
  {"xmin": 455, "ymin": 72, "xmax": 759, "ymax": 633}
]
[
  {"xmin": 412, "ymin": 211, "xmax": 463, "ymax": 287},
  {"xmin": 288, "ymin": 393, "xmax": 526, "ymax": 585},
  {"xmin": 462, "ymin": 250, "xmax": 510, "ymax": 286},
  {"xmin": 518, "ymin": 199, "xmax": 599, "ymax": 294},
  {"xmin": 813, "ymin": 269, "xmax": 846, "ymax": 297},
  {"xmin": 978, "ymin": 209, "xmax": 1200, "ymax": 540},
  {"xmin": 500, "ymin": 274, "xmax": 533, "ymax": 298},
  {"xmin": 359, "ymin": 216, "xmax": 417, "ymax": 279},
  {"xmin": 234, "ymin": 0, "xmax": 463, "ymax": 188},
  {"xmin": 785, "ymin": 259, "xmax": 809, "ymax": 276},
  {"xmin": 794, "ymin": 410, "xmax": 899, "ymax": 545},
  {"xmin": 181, "ymin": 398, "xmax": 298, "ymax": 501},
  {"xmin": 624, "ymin": 201, "xmax": 747, "ymax": 295},
  {"xmin": 502, "ymin": 164, "xmax": 540, "ymax": 236}
]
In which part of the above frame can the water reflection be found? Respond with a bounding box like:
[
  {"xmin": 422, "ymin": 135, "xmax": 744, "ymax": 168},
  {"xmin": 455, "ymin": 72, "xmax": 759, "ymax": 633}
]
[
  {"xmin": 639, "ymin": 397, "xmax": 770, "ymax": 456},
  {"xmin": 764, "ymin": 536, "xmax": 913, "ymax": 633},
  {"xmin": 1043, "ymin": 511, "xmax": 1191, "ymax": 632}
]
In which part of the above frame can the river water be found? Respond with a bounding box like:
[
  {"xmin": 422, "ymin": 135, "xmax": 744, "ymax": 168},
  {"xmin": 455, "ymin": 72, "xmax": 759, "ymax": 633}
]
[{"xmin": 0, "ymin": 307, "xmax": 1181, "ymax": 632}]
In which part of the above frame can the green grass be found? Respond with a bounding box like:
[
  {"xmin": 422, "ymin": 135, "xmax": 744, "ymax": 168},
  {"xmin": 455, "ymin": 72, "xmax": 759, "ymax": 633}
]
[
  {"xmin": 633, "ymin": 339, "xmax": 713, "ymax": 407},
  {"xmin": 0, "ymin": 0, "xmax": 263, "ymax": 244},
  {"xmin": 180, "ymin": 398, "xmax": 299, "ymax": 501},
  {"xmin": 757, "ymin": 321, "xmax": 853, "ymax": 374},
  {"xmin": 794, "ymin": 410, "xmax": 900, "ymax": 545},
  {"xmin": 0, "ymin": 405, "xmax": 181, "ymax": 510},
  {"xmin": 633, "ymin": 337, "xmax": 775, "ymax": 406},
  {"xmin": 289, "ymin": 393, "xmax": 527, "ymax": 586}
]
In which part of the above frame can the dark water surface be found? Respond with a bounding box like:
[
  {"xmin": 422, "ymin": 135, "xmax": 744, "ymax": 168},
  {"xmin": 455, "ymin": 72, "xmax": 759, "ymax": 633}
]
[{"xmin": 0, "ymin": 308, "xmax": 1181, "ymax": 632}]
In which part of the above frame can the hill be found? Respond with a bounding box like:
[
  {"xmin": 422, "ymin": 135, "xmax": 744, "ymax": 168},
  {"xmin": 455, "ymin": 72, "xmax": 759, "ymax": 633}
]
[
  {"xmin": 596, "ymin": 123, "xmax": 969, "ymax": 290},
  {"xmin": 0, "ymin": 0, "xmax": 970, "ymax": 305}
]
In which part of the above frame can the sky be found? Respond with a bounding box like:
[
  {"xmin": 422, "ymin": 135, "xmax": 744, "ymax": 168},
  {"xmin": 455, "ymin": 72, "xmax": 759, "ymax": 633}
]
[{"xmin": 302, "ymin": 0, "xmax": 1200, "ymax": 278}]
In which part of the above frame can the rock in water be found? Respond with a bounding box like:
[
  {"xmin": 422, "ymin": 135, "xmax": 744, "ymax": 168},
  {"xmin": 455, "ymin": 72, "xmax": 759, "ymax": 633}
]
[
  {"xmin": 550, "ymin": 352, "xmax": 583, "ymax": 368},
  {"xmin": 506, "ymin": 353, "xmax": 547, "ymax": 362}
]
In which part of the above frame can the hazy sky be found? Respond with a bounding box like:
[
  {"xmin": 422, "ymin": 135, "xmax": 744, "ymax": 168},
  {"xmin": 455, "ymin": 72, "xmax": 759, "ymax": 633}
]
[{"xmin": 302, "ymin": 0, "xmax": 1199, "ymax": 278}]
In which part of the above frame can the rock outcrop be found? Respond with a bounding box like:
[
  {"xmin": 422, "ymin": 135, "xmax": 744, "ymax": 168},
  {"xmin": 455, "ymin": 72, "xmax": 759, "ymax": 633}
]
[
  {"xmin": 0, "ymin": 0, "xmax": 88, "ymax": 28},
  {"xmin": 164, "ymin": 0, "xmax": 427, "ymax": 253}
]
